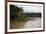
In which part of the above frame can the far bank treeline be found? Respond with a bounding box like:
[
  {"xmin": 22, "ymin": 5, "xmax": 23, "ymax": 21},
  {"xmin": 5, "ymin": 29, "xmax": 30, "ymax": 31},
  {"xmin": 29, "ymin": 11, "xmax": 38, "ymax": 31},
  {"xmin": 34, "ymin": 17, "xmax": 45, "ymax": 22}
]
[
  {"xmin": 25, "ymin": 13, "xmax": 41, "ymax": 17},
  {"xmin": 10, "ymin": 5, "xmax": 41, "ymax": 21}
]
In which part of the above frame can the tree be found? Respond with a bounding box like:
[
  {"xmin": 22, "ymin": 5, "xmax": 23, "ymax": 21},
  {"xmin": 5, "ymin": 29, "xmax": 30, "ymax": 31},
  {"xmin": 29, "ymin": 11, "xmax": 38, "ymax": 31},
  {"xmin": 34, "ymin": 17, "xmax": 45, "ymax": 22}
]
[{"xmin": 10, "ymin": 5, "xmax": 28, "ymax": 22}]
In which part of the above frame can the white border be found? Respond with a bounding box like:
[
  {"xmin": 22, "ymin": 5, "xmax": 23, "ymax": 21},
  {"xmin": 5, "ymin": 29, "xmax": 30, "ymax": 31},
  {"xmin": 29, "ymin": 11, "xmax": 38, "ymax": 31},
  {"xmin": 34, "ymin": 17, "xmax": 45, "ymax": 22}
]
[{"xmin": 7, "ymin": 2, "xmax": 43, "ymax": 32}]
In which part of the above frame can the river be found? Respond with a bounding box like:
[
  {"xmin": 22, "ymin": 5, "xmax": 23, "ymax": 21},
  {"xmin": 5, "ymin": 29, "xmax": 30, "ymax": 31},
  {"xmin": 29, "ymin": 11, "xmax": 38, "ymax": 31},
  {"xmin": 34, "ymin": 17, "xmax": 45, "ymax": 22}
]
[{"xmin": 21, "ymin": 17, "xmax": 41, "ymax": 28}]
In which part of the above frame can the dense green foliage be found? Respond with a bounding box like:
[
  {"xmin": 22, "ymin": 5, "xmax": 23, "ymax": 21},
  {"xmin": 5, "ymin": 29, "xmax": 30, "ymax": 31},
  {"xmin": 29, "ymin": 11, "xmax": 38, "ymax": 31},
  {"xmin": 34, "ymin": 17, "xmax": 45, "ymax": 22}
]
[{"xmin": 10, "ymin": 5, "xmax": 28, "ymax": 22}]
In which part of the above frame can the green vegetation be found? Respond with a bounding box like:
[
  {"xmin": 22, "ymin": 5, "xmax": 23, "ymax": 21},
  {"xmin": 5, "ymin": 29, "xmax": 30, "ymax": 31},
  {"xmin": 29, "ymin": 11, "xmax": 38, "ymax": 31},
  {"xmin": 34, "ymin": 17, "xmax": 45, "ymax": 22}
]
[
  {"xmin": 10, "ymin": 5, "xmax": 28, "ymax": 22},
  {"xmin": 10, "ymin": 5, "xmax": 28, "ymax": 29}
]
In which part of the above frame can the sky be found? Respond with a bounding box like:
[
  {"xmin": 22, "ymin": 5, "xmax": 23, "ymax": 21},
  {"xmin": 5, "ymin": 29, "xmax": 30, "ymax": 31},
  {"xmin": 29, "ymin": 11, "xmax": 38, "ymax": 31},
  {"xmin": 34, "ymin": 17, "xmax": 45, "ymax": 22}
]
[{"xmin": 17, "ymin": 5, "xmax": 42, "ymax": 13}]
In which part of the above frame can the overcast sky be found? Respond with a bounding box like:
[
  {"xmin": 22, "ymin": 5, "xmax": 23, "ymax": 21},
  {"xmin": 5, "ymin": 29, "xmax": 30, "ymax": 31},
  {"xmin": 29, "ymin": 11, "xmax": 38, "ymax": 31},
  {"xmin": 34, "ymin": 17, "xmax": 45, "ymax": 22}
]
[{"xmin": 17, "ymin": 5, "xmax": 42, "ymax": 13}]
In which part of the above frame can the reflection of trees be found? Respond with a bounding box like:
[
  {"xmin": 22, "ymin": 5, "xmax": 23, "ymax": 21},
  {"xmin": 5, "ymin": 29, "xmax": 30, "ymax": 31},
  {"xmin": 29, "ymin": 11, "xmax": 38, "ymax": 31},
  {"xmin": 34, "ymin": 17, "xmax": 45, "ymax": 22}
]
[{"xmin": 10, "ymin": 5, "xmax": 28, "ymax": 22}]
